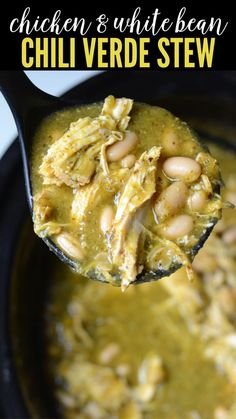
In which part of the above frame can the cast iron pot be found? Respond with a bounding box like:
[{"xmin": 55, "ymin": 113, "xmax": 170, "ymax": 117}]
[{"xmin": 1, "ymin": 71, "xmax": 236, "ymax": 418}]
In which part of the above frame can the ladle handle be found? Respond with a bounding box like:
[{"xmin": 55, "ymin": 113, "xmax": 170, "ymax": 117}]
[
  {"xmin": 0, "ymin": 71, "xmax": 57, "ymax": 122},
  {"xmin": 0, "ymin": 71, "xmax": 58, "ymax": 212}
]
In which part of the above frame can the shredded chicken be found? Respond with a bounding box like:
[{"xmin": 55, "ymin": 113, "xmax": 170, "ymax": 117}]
[
  {"xmin": 205, "ymin": 334, "xmax": 236, "ymax": 384},
  {"xmin": 71, "ymin": 173, "xmax": 105, "ymax": 224},
  {"xmin": 33, "ymin": 189, "xmax": 63, "ymax": 236},
  {"xmin": 35, "ymin": 96, "xmax": 223, "ymax": 292},
  {"xmin": 58, "ymin": 358, "xmax": 129, "ymax": 411},
  {"xmin": 101, "ymin": 95, "xmax": 133, "ymax": 130},
  {"xmin": 119, "ymin": 210, "xmax": 144, "ymax": 291},
  {"xmin": 33, "ymin": 190, "xmax": 54, "ymax": 224},
  {"xmin": 100, "ymin": 131, "xmax": 123, "ymax": 175},
  {"xmin": 159, "ymin": 169, "xmax": 236, "ymax": 384},
  {"xmin": 111, "ymin": 146, "xmax": 162, "ymax": 288},
  {"xmin": 39, "ymin": 96, "xmax": 133, "ymax": 188}
]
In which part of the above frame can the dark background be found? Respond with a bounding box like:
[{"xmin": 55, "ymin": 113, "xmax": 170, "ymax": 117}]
[{"xmin": 0, "ymin": 1, "xmax": 235, "ymax": 70}]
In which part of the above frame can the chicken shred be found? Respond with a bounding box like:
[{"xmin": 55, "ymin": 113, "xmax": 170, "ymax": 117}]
[
  {"xmin": 111, "ymin": 146, "xmax": 162, "ymax": 288},
  {"xmin": 39, "ymin": 96, "xmax": 133, "ymax": 188},
  {"xmin": 71, "ymin": 173, "xmax": 104, "ymax": 224}
]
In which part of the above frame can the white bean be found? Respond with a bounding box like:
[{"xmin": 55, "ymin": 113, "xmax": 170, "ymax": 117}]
[
  {"xmin": 134, "ymin": 383, "xmax": 156, "ymax": 403},
  {"xmin": 116, "ymin": 364, "xmax": 131, "ymax": 378},
  {"xmin": 154, "ymin": 181, "xmax": 188, "ymax": 221},
  {"xmin": 222, "ymin": 226, "xmax": 236, "ymax": 244},
  {"xmin": 188, "ymin": 190, "xmax": 207, "ymax": 211},
  {"xmin": 214, "ymin": 406, "xmax": 229, "ymax": 419},
  {"xmin": 163, "ymin": 157, "xmax": 201, "ymax": 183},
  {"xmin": 121, "ymin": 154, "xmax": 136, "ymax": 168},
  {"xmin": 162, "ymin": 129, "xmax": 181, "ymax": 155},
  {"xmin": 138, "ymin": 354, "xmax": 166, "ymax": 385},
  {"xmin": 107, "ymin": 131, "xmax": 138, "ymax": 162},
  {"xmin": 56, "ymin": 233, "xmax": 84, "ymax": 260},
  {"xmin": 162, "ymin": 214, "xmax": 193, "ymax": 239},
  {"xmin": 99, "ymin": 343, "xmax": 120, "ymax": 364},
  {"xmin": 100, "ymin": 205, "xmax": 115, "ymax": 234}
]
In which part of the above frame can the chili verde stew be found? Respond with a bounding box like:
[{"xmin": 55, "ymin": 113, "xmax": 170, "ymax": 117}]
[
  {"xmin": 31, "ymin": 97, "xmax": 222, "ymax": 289},
  {"xmin": 43, "ymin": 143, "xmax": 236, "ymax": 419}
]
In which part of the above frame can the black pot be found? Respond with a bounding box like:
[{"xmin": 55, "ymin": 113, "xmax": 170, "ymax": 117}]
[{"xmin": 1, "ymin": 71, "xmax": 236, "ymax": 418}]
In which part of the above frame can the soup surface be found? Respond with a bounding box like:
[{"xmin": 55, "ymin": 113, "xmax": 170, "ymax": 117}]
[
  {"xmin": 44, "ymin": 144, "xmax": 236, "ymax": 419},
  {"xmin": 45, "ymin": 269, "xmax": 235, "ymax": 419},
  {"xmin": 31, "ymin": 97, "xmax": 222, "ymax": 289}
]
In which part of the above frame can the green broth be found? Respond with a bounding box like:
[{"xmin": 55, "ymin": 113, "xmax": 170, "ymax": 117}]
[
  {"xmin": 31, "ymin": 101, "xmax": 220, "ymax": 286},
  {"xmin": 45, "ymin": 263, "xmax": 235, "ymax": 419}
]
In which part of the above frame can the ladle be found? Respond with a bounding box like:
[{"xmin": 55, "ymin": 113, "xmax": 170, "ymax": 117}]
[{"xmin": 0, "ymin": 71, "xmax": 219, "ymax": 285}]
